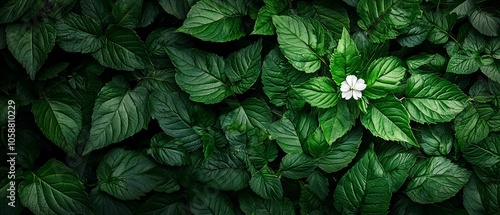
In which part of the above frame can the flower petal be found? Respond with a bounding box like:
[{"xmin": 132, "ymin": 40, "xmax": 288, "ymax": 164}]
[
  {"xmin": 353, "ymin": 90, "xmax": 362, "ymax": 100},
  {"xmin": 346, "ymin": 75, "xmax": 357, "ymax": 87},
  {"xmin": 355, "ymin": 79, "xmax": 367, "ymax": 91},
  {"xmin": 340, "ymin": 81, "xmax": 350, "ymax": 92},
  {"xmin": 342, "ymin": 90, "xmax": 353, "ymax": 100}
]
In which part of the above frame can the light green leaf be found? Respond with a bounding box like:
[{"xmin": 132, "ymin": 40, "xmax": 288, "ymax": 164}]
[
  {"xmin": 147, "ymin": 133, "xmax": 191, "ymax": 166},
  {"xmin": 84, "ymin": 77, "xmax": 149, "ymax": 154},
  {"xmin": 6, "ymin": 21, "xmax": 56, "ymax": 79},
  {"xmin": 316, "ymin": 126, "xmax": 363, "ymax": 173},
  {"xmin": 112, "ymin": 0, "xmax": 143, "ymax": 29},
  {"xmin": 423, "ymin": 11, "xmax": 452, "ymax": 44},
  {"xmin": 307, "ymin": 171, "xmax": 329, "ymax": 200},
  {"xmin": 56, "ymin": 13, "xmax": 103, "ymax": 53},
  {"xmin": 279, "ymin": 153, "xmax": 316, "ymax": 179},
  {"xmin": 239, "ymin": 192, "xmax": 295, "ymax": 215},
  {"xmin": 446, "ymin": 52, "xmax": 481, "ymax": 74},
  {"xmin": 361, "ymin": 96, "xmax": 418, "ymax": 147},
  {"xmin": 463, "ymin": 175, "xmax": 500, "ymax": 215},
  {"xmin": 404, "ymin": 74, "xmax": 469, "ymax": 123},
  {"xmin": 97, "ymin": 148, "xmax": 157, "ymax": 200},
  {"xmin": 90, "ymin": 188, "xmax": 133, "ymax": 215},
  {"xmin": 405, "ymin": 157, "xmax": 471, "ymax": 204},
  {"xmin": 268, "ymin": 116, "xmax": 303, "ymax": 154},
  {"xmin": 330, "ymin": 28, "xmax": 360, "ymax": 85},
  {"xmin": 166, "ymin": 47, "xmax": 232, "ymax": 104},
  {"xmin": 137, "ymin": 194, "xmax": 184, "ymax": 215},
  {"xmin": 318, "ymin": 100, "xmax": 355, "ymax": 144},
  {"xmin": 272, "ymin": 15, "xmax": 334, "ymax": 73},
  {"xmin": 463, "ymin": 134, "xmax": 500, "ymax": 168},
  {"xmin": 149, "ymin": 92, "xmax": 201, "ymax": 152},
  {"xmin": 190, "ymin": 189, "xmax": 235, "ymax": 215},
  {"xmin": 158, "ymin": 0, "xmax": 197, "ymax": 20},
  {"xmin": 0, "ymin": 0, "xmax": 34, "ymax": 24},
  {"xmin": 92, "ymin": 26, "xmax": 149, "ymax": 71},
  {"xmin": 80, "ymin": 0, "xmax": 112, "ymax": 25},
  {"xmin": 334, "ymin": 147, "xmax": 391, "ymax": 214},
  {"xmin": 469, "ymin": 9, "xmax": 499, "ymax": 37},
  {"xmin": 416, "ymin": 124, "xmax": 453, "ymax": 156},
  {"xmin": 363, "ymin": 57, "xmax": 406, "ymax": 99},
  {"xmin": 375, "ymin": 143, "xmax": 417, "ymax": 192},
  {"xmin": 356, "ymin": 0, "xmax": 421, "ymax": 43},
  {"xmin": 18, "ymin": 159, "xmax": 91, "ymax": 214},
  {"xmin": 226, "ymin": 39, "xmax": 262, "ymax": 94},
  {"xmin": 222, "ymin": 98, "xmax": 272, "ymax": 132},
  {"xmin": 252, "ymin": 0, "xmax": 288, "ymax": 35},
  {"xmin": 32, "ymin": 86, "xmax": 82, "ymax": 155},
  {"xmin": 261, "ymin": 47, "xmax": 314, "ymax": 108},
  {"xmin": 196, "ymin": 151, "xmax": 250, "ymax": 191},
  {"xmin": 249, "ymin": 165, "xmax": 283, "ymax": 200},
  {"xmin": 454, "ymin": 105, "xmax": 489, "ymax": 150},
  {"xmin": 177, "ymin": 0, "xmax": 247, "ymax": 42},
  {"xmin": 294, "ymin": 77, "xmax": 339, "ymax": 109}
]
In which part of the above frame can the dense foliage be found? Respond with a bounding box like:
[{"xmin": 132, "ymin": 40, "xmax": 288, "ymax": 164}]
[{"xmin": 1, "ymin": 0, "xmax": 500, "ymax": 214}]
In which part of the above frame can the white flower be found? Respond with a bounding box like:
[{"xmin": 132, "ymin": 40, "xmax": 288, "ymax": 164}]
[{"xmin": 340, "ymin": 75, "xmax": 366, "ymax": 100}]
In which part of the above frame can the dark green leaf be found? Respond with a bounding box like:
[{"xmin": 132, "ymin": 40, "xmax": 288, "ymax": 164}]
[
  {"xmin": 469, "ymin": 9, "xmax": 499, "ymax": 37},
  {"xmin": 147, "ymin": 133, "xmax": 191, "ymax": 166},
  {"xmin": 463, "ymin": 175, "xmax": 500, "ymax": 215},
  {"xmin": 222, "ymin": 98, "xmax": 272, "ymax": 132},
  {"xmin": 226, "ymin": 39, "xmax": 262, "ymax": 94},
  {"xmin": 307, "ymin": 171, "xmax": 329, "ymax": 200},
  {"xmin": 112, "ymin": 0, "xmax": 143, "ymax": 29},
  {"xmin": 279, "ymin": 153, "xmax": 316, "ymax": 179},
  {"xmin": 0, "ymin": 0, "xmax": 34, "ymax": 24},
  {"xmin": 196, "ymin": 151, "xmax": 250, "ymax": 191},
  {"xmin": 363, "ymin": 57, "xmax": 406, "ymax": 99},
  {"xmin": 56, "ymin": 13, "xmax": 103, "ymax": 53},
  {"xmin": 316, "ymin": 126, "xmax": 363, "ymax": 173},
  {"xmin": 375, "ymin": 142, "xmax": 417, "ymax": 192},
  {"xmin": 158, "ymin": 0, "xmax": 197, "ymax": 20},
  {"xmin": 80, "ymin": 0, "xmax": 112, "ymax": 25},
  {"xmin": 249, "ymin": 165, "xmax": 283, "ymax": 200},
  {"xmin": 189, "ymin": 189, "xmax": 235, "ymax": 215},
  {"xmin": 416, "ymin": 124, "xmax": 453, "ymax": 156},
  {"xmin": 463, "ymin": 134, "xmax": 500, "ymax": 168},
  {"xmin": 318, "ymin": 100, "xmax": 355, "ymax": 144},
  {"xmin": 90, "ymin": 188, "xmax": 133, "ymax": 215},
  {"xmin": 137, "ymin": 193, "xmax": 185, "ymax": 215},
  {"xmin": 454, "ymin": 105, "xmax": 489, "ymax": 150},
  {"xmin": 268, "ymin": 116, "xmax": 303, "ymax": 154},
  {"xmin": 446, "ymin": 52, "xmax": 481, "ymax": 74},
  {"xmin": 239, "ymin": 191, "xmax": 295, "ymax": 215},
  {"xmin": 252, "ymin": 0, "xmax": 288, "ymax": 35}
]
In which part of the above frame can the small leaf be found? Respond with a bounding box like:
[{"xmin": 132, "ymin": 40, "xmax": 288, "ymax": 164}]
[
  {"xmin": 252, "ymin": 0, "xmax": 288, "ymax": 35},
  {"xmin": 294, "ymin": 77, "xmax": 339, "ymax": 109},
  {"xmin": 330, "ymin": 28, "xmax": 361, "ymax": 85},
  {"xmin": 249, "ymin": 165, "xmax": 283, "ymax": 200}
]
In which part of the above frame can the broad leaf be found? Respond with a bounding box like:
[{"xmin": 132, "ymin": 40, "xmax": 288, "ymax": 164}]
[
  {"xmin": 190, "ymin": 188, "xmax": 235, "ymax": 215},
  {"xmin": 249, "ymin": 165, "xmax": 283, "ymax": 200},
  {"xmin": 480, "ymin": 59, "xmax": 500, "ymax": 84},
  {"xmin": 330, "ymin": 28, "xmax": 361, "ymax": 85},
  {"xmin": 149, "ymin": 92, "xmax": 201, "ymax": 152},
  {"xmin": 307, "ymin": 171, "xmax": 329, "ymax": 200},
  {"xmin": 318, "ymin": 100, "xmax": 355, "ymax": 144},
  {"xmin": 158, "ymin": 0, "xmax": 197, "ymax": 20},
  {"xmin": 361, "ymin": 96, "xmax": 418, "ymax": 147},
  {"xmin": 90, "ymin": 188, "xmax": 133, "ymax": 215},
  {"xmin": 18, "ymin": 159, "xmax": 91, "ymax": 214},
  {"xmin": 97, "ymin": 148, "xmax": 157, "ymax": 200},
  {"xmin": 0, "ymin": 0, "xmax": 34, "ymax": 24},
  {"xmin": 226, "ymin": 39, "xmax": 262, "ymax": 94},
  {"xmin": 416, "ymin": 124, "xmax": 453, "ymax": 156},
  {"xmin": 375, "ymin": 143, "xmax": 417, "ymax": 192},
  {"xmin": 80, "ymin": 0, "xmax": 112, "ymax": 25},
  {"xmin": 145, "ymin": 28, "xmax": 192, "ymax": 57},
  {"xmin": 6, "ymin": 21, "xmax": 56, "ymax": 79},
  {"xmin": 357, "ymin": 0, "xmax": 421, "ymax": 43},
  {"xmin": 404, "ymin": 74, "xmax": 469, "ymax": 123},
  {"xmin": 84, "ymin": 77, "xmax": 149, "ymax": 154},
  {"xmin": 166, "ymin": 47, "xmax": 232, "ymax": 104},
  {"xmin": 293, "ymin": 77, "xmax": 339, "ymax": 109},
  {"xmin": 446, "ymin": 52, "xmax": 481, "ymax": 74},
  {"xmin": 423, "ymin": 11, "xmax": 452, "ymax": 44},
  {"xmin": 405, "ymin": 157, "xmax": 471, "ymax": 204},
  {"xmin": 147, "ymin": 133, "xmax": 191, "ymax": 166},
  {"xmin": 397, "ymin": 21, "xmax": 431, "ymax": 47},
  {"xmin": 252, "ymin": 0, "xmax": 288, "ymax": 35},
  {"xmin": 363, "ymin": 57, "xmax": 406, "ymax": 99},
  {"xmin": 268, "ymin": 116, "xmax": 303, "ymax": 154},
  {"xmin": 316, "ymin": 125, "xmax": 363, "ymax": 173},
  {"xmin": 279, "ymin": 153, "xmax": 316, "ymax": 179},
  {"xmin": 56, "ymin": 13, "xmax": 103, "ymax": 53},
  {"xmin": 334, "ymin": 147, "xmax": 391, "ymax": 214},
  {"xmin": 463, "ymin": 134, "xmax": 500, "ymax": 168},
  {"xmin": 196, "ymin": 151, "xmax": 250, "ymax": 191},
  {"xmin": 454, "ymin": 105, "xmax": 489, "ymax": 150},
  {"xmin": 469, "ymin": 9, "xmax": 499, "ymax": 37},
  {"xmin": 112, "ymin": 0, "xmax": 143, "ymax": 29},
  {"xmin": 222, "ymin": 98, "xmax": 272, "ymax": 132},
  {"xmin": 272, "ymin": 15, "xmax": 334, "ymax": 73},
  {"xmin": 463, "ymin": 175, "xmax": 500, "ymax": 215},
  {"xmin": 177, "ymin": 0, "xmax": 247, "ymax": 42},
  {"xmin": 92, "ymin": 26, "xmax": 149, "ymax": 71}
]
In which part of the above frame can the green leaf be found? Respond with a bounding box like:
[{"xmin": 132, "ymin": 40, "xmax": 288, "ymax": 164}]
[
  {"xmin": 145, "ymin": 27, "xmax": 192, "ymax": 57},
  {"xmin": 140, "ymin": 1, "xmax": 159, "ymax": 28},
  {"xmin": 356, "ymin": 0, "xmax": 421, "ymax": 43},
  {"xmin": 454, "ymin": 105, "xmax": 489, "ymax": 150},
  {"xmin": 334, "ymin": 147, "xmax": 391, "ymax": 214},
  {"xmin": 405, "ymin": 157, "xmax": 471, "ymax": 204},
  {"xmin": 147, "ymin": 133, "xmax": 191, "ymax": 166},
  {"xmin": 469, "ymin": 9, "xmax": 499, "ymax": 37},
  {"xmin": 404, "ymin": 74, "xmax": 469, "ymax": 123},
  {"xmin": 92, "ymin": 26, "xmax": 149, "ymax": 71},
  {"xmin": 423, "ymin": 11, "xmax": 452, "ymax": 44},
  {"xmin": 56, "ymin": 13, "xmax": 103, "ymax": 53},
  {"xmin": 316, "ymin": 125, "xmax": 363, "ymax": 173},
  {"xmin": 32, "ymin": 87, "xmax": 82, "ymax": 155},
  {"xmin": 330, "ymin": 28, "xmax": 360, "ymax": 85},
  {"xmin": 279, "ymin": 153, "xmax": 316, "ymax": 179},
  {"xmin": 15, "ymin": 128, "xmax": 41, "ymax": 169},
  {"xmin": 222, "ymin": 98, "xmax": 272, "ymax": 132},
  {"xmin": 252, "ymin": 0, "xmax": 288, "ymax": 35},
  {"xmin": 480, "ymin": 59, "xmax": 500, "ymax": 83},
  {"xmin": 451, "ymin": 0, "xmax": 474, "ymax": 18},
  {"xmin": 249, "ymin": 165, "xmax": 283, "ymax": 200},
  {"xmin": 268, "ymin": 116, "xmax": 303, "ymax": 154},
  {"xmin": 6, "ymin": 21, "xmax": 56, "ymax": 79},
  {"xmin": 177, "ymin": 0, "xmax": 247, "ymax": 42},
  {"xmin": 80, "ymin": 0, "xmax": 112, "ymax": 25},
  {"xmin": 361, "ymin": 96, "xmax": 418, "ymax": 147},
  {"xmin": 272, "ymin": 15, "xmax": 334, "ymax": 73},
  {"xmin": 261, "ymin": 47, "xmax": 314, "ymax": 108},
  {"xmin": 293, "ymin": 77, "xmax": 339, "ymax": 109},
  {"xmin": 463, "ymin": 175, "xmax": 500, "ymax": 215},
  {"xmin": 137, "ymin": 68, "xmax": 180, "ymax": 92},
  {"xmin": 190, "ymin": 188, "xmax": 235, "ymax": 215},
  {"xmin": 226, "ymin": 39, "xmax": 262, "ymax": 94},
  {"xmin": 406, "ymin": 53, "xmax": 447, "ymax": 74},
  {"xmin": 196, "ymin": 151, "xmax": 250, "ymax": 191},
  {"xmin": 97, "ymin": 148, "xmax": 157, "ymax": 200},
  {"xmin": 90, "ymin": 188, "xmax": 133, "ymax": 215},
  {"xmin": 416, "ymin": 124, "xmax": 453, "ymax": 156},
  {"xmin": 84, "ymin": 77, "xmax": 149, "ymax": 154},
  {"xmin": 363, "ymin": 57, "xmax": 406, "ymax": 99},
  {"xmin": 464, "ymin": 31, "xmax": 487, "ymax": 53},
  {"xmin": 463, "ymin": 134, "xmax": 500, "ymax": 168},
  {"xmin": 158, "ymin": 0, "xmax": 197, "ymax": 20},
  {"xmin": 307, "ymin": 171, "xmax": 329, "ymax": 200},
  {"xmin": 311, "ymin": 2, "xmax": 350, "ymax": 40},
  {"xmin": 239, "ymin": 191, "xmax": 295, "ymax": 215},
  {"xmin": 166, "ymin": 47, "xmax": 232, "ymax": 104},
  {"xmin": 0, "ymin": 0, "xmax": 34, "ymax": 23},
  {"xmin": 112, "ymin": 0, "xmax": 143, "ymax": 29},
  {"xmin": 149, "ymin": 92, "xmax": 201, "ymax": 152},
  {"xmin": 375, "ymin": 142, "xmax": 417, "ymax": 192},
  {"xmin": 397, "ymin": 21, "xmax": 431, "ymax": 47},
  {"xmin": 318, "ymin": 100, "xmax": 355, "ymax": 144},
  {"xmin": 446, "ymin": 52, "xmax": 481, "ymax": 74},
  {"xmin": 137, "ymin": 193, "xmax": 185, "ymax": 215},
  {"xmin": 18, "ymin": 159, "xmax": 91, "ymax": 214}
]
